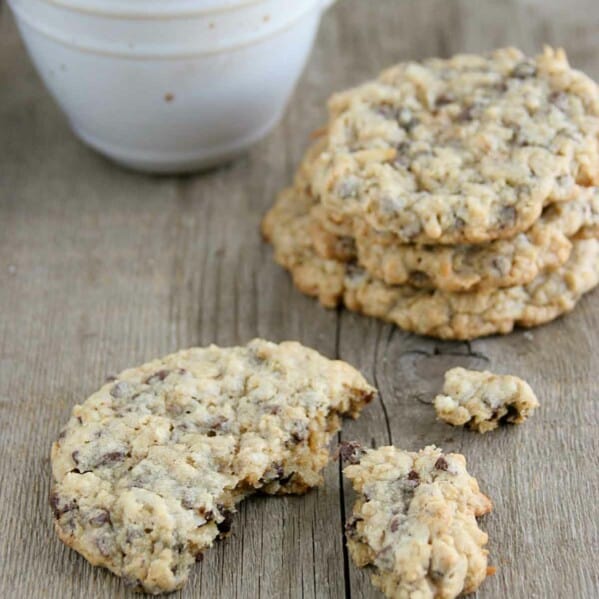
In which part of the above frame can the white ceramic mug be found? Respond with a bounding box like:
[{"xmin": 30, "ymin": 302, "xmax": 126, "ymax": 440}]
[{"xmin": 8, "ymin": 0, "xmax": 335, "ymax": 173}]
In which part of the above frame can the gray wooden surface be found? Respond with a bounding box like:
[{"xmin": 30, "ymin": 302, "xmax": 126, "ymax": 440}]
[{"xmin": 1, "ymin": 1, "xmax": 598, "ymax": 597}]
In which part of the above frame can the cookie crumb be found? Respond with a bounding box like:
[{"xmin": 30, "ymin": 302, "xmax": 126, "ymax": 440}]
[{"xmin": 434, "ymin": 367, "xmax": 539, "ymax": 433}]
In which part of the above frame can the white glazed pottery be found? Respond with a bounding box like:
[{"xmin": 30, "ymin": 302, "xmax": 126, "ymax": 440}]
[{"xmin": 8, "ymin": 0, "xmax": 335, "ymax": 173}]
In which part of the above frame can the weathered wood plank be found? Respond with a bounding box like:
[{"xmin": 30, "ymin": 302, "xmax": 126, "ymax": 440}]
[{"xmin": 0, "ymin": 0, "xmax": 598, "ymax": 598}]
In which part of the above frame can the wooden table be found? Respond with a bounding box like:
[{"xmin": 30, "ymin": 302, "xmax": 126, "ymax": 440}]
[{"xmin": 1, "ymin": 1, "xmax": 598, "ymax": 597}]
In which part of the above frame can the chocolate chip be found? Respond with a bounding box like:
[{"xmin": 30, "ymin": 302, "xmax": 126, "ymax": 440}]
[
  {"xmin": 345, "ymin": 516, "xmax": 362, "ymax": 538},
  {"xmin": 337, "ymin": 441, "xmax": 365, "ymax": 465},
  {"xmin": 361, "ymin": 390, "xmax": 376, "ymax": 404},
  {"xmin": 209, "ymin": 415, "xmax": 229, "ymax": 433},
  {"xmin": 435, "ymin": 94, "xmax": 454, "ymax": 107},
  {"xmin": 260, "ymin": 464, "xmax": 286, "ymax": 485},
  {"xmin": 216, "ymin": 511, "xmax": 233, "ymax": 535},
  {"xmin": 435, "ymin": 457, "xmax": 449, "ymax": 471},
  {"xmin": 71, "ymin": 450, "xmax": 80, "ymax": 465},
  {"xmin": 95, "ymin": 451, "xmax": 126, "ymax": 467},
  {"xmin": 390, "ymin": 517, "xmax": 400, "ymax": 533},
  {"xmin": 453, "ymin": 216, "xmax": 466, "ymax": 230},
  {"xmin": 57, "ymin": 430, "xmax": 66, "ymax": 440},
  {"xmin": 511, "ymin": 62, "xmax": 537, "ymax": 79},
  {"xmin": 89, "ymin": 510, "xmax": 111, "ymax": 526},
  {"xmin": 498, "ymin": 205, "xmax": 517, "ymax": 229},
  {"xmin": 110, "ymin": 382, "xmax": 128, "ymax": 399},
  {"xmin": 289, "ymin": 421, "xmax": 308, "ymax": 444},
  {"xmin": 145, "ymin": 370, "xmax": 170, "ymax": 384},
  {"xmin": 278, "ymin": 471, "xmax": 295, "ymax": 486},
  {"xmin": 457, "ymin": 105, "xmax": 475, "ymax": 122},
  {"xmin": 409, "ymin": 271, "xmax": 430, "ymax": 287},
  {"xmin": 429, "ymin": 568, "xmax": 445, "ymax": 581},
  {"xmin": 181, "ymin": 496, "xmax": 195, "ymax": 510},
  {"xmin": 491, "ymin": 256, "xmax": 510, "ymax": 275},
  {"xmin": 49, "ymin": 491, "xmax": 76, "ymax": 519},
  {"xmin": 291, "ymin": 431, "xmax": 306, "ymax": 444},
  {"xmin": 195, "ymin": 553, "xmax": 204, "ymax": 563},
  {"xmin": 407, "ymin": 470, "xmax": 419, "ymax": 481}
]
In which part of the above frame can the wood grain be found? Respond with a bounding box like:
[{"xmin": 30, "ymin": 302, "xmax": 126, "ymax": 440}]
[{"xmin": 0, "ymin": 1, "xmax": 597, "ymax": 597}]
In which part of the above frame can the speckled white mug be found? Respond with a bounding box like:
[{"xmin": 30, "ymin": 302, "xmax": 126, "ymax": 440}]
[{"xmin": 8, "ymin": 0, "xmax": 335, "ymax": 173}]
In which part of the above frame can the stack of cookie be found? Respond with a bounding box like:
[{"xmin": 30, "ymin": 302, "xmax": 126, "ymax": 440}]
[{"xmin": 263, "ymin": 47, "xmax": 599, "ymax": 340}]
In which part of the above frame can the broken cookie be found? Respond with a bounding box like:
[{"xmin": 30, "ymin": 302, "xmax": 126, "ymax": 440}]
[
  {"xmin": 434, "ymin": 367, "xmax": 539, "ymax": 433},
  {"xmin": 50, "ymin": 339, "xmax": 375, "ymax": 593},
  {"xmin": 343, "ymin": 444, "xmax": 492, "ymax": 599}
]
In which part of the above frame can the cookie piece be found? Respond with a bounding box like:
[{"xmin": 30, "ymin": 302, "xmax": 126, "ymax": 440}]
[
  {"xmin": 434, "ymin": 367, "xmax": 539, "ymax": 433},
  {"xmin": 262, "ymin": 187, "xmax": 599, "ymax": 339},
  {"xmin": 310, "ymin": 47, "xmax": 599, "ymax": 244},
  {"xmin": 343, "ymin": 445, "xmax": 492, "ymax": 599},
  {"xmin": 50, "ymin": 339, "xmax": 375, "ymax": 594}
]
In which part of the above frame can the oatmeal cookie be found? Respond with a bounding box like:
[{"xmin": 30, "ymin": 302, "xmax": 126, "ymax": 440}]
[
  {"xmin": 434, "ymin": 367, "xmax": 539, "ymax": 433},
  {"xmin": 322, "ymin": 187, "xmax": 599, "ymax": 292},
  {"xmin": 310, "ymin": 47, "xmax": 599, "ymax": 244},
  {"xmin": 343, "ymin": 445, "xmax": 492, "ymax": 599},
  {"xmin": 309, "ymin": 187, "xmax": 599, "ymax": 292},
  {"xmin": 262, "ymin": 187, "xmax": 599, "ymax": 339},
  {"xmin": 50, "ymin": 339, "xmax": 374, "ymax": 593}
]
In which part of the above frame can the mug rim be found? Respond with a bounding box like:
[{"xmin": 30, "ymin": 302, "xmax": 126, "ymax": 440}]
[{"xmin": 17, "ymin": 0, "xmax": 274, "ymax": 19}]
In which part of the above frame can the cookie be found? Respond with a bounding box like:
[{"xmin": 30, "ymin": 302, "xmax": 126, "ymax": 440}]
[
  {"xmin": 312, "ymin": 187, "xmax": 599, "ymax": 292},
  {"xmin": 434, "ymin": 367, "xmax": 539, "ymax": 433},
  {"xmin": 262, "ymin": 187, "xmax": 599, "ymax": 339},
  {"xmin": 309, "ymin": 47, "xmax": 599, "ymax": 244},
  {"xmin": 343, "ymin": 445, "xmax": 492, "ymax": 599},
  {"xmin": 50, "ymin": 339, "xmax": 375, "ymax": 593}
]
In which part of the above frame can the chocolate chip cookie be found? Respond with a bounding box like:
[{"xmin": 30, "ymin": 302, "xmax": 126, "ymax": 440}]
[
  {"xmin": 262, "ymin": 186, "xmax": 599, "ymax": 339},
  {"xmin": 343, "ymin": 445, "xmax": 492, "ymax": 599},
  {"xmin": 50, "ymin": 339, "xmax": 375, "ymax": 593},
  {"xmin": 310, "ymin": 186, "xmax": 598, "ymax": 292},
  {"xmin": 310, "ymin": 47, "xmax": 599, "ymax": 244}
]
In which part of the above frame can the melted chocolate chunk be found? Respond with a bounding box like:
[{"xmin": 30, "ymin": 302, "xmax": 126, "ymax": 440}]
[
  {"xmin": 49, "ymin": 491, "xmax": 76, "ymax": 519},
  {"xmin": 216, "ymin": 511, "xmax": 233, "ymax": 535},
  {"xmin": 338, "ymin": 441, "xmax": 365, "ymax": 465},
  {"xmin": 407, "ymin": 470, "xmax": 420, "ymax": 482},
  {"xmin": 89, "ymin": 510, "xmax": 112, "ymax": 526},
  {"xmin": 435, "ymin": 456, "xmax": 449, "ymax": 471},
  {"xmin": 95, "ymin": 451, "xmax": 126, "ymax": 467},
  {"xmin": 145, "ymin": 370, "xmax": 170, "ymax": 384}
]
